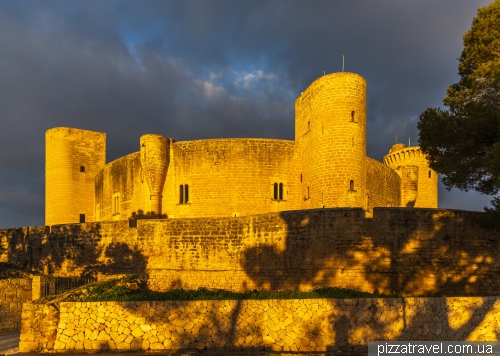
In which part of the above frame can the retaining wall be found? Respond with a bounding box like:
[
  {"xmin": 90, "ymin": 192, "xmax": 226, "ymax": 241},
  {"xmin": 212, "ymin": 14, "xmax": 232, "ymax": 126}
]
[
  {"xmin": 2, "ymin": 208, "xmax": 500, "ymax": 296},
  {"xmin": 0, "ymin": 278, "xmax": 32, "ymax": 330},
  {"xmin": 20, "ymin": 297, "xmax": 500, "ymax": 353}
]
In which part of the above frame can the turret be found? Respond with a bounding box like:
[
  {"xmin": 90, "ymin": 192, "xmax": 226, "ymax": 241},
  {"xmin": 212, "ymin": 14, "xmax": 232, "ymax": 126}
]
[
  {"xmin": 45, "ymin": 127, "xmax": 106, "ymax": 225},
  {"xmin": 383, "ymin": 143, "xmax": 438, "ymax": 208},
  {"xmin": 295, "ymin": 72, "xmax": 367, "ymax": 210},
  {"xmin": 140, "ymin": 134, "xmax": 170, "ymax": 217}
]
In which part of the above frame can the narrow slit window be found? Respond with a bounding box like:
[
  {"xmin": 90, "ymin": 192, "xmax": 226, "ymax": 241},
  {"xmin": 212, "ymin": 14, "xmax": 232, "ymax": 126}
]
[
  {"xmin": 428, "ymin": 170, "xmax": 431, "ymax": 178},
  {"xmin": 307, "ymin": 121, "xmax": 310, "ymax": 131},
  {"xmin": 273, "ymin": 183, "xmax": 278, "ymax": 200},
  {"xmin": 279, "ymin": 183, "xmax": 283, "ymax": 200},
  {"xmin": 351, "ymin": 111, "xmax": 355, "ymax": 122},
  {"xmin": 184, "ymin": 184, "xmax": 189, "ymax": 203},
  {"xmin": 350, "ymin": 180, "xmax": 355, "ymax": 191},
  {"xmin": 300, "ymin": 174, "xmax": 302, "ymax": 183},
  {"xmin": 179, "ymin": 185, "xmax": 184, "ymax": 204}
]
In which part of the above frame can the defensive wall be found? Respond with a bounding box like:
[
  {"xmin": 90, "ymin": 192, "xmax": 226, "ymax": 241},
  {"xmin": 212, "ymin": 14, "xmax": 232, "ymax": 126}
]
[
  {"xmin": 2, "ymin": 208, "xmax": 499, "ymax": 297},
  {"xmin": 20, "ymin": 297, "xmax": 500, "ymax": 352},
  {"xmin": 96, "ymin": 139, "xmax": 302, "ymax": 222}
]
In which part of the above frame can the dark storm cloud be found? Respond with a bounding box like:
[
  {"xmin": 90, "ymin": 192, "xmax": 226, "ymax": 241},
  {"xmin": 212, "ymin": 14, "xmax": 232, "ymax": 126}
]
[{"xmin": 0, "ymin": 0, "xmax": 493, "ymax": 228}]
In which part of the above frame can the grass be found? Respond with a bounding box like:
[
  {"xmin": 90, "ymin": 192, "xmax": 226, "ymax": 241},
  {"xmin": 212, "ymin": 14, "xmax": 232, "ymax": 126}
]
[{"xmin": 69, "ymin": 275, "xmax": 402, "ymax": 302}]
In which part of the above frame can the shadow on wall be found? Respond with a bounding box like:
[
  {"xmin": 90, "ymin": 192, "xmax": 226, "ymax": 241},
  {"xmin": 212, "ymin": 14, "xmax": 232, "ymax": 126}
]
[
  {"xmin": 238, "ymin": 208, "xmax": 500, "ymax": 347},
  {"xmin": 2, "ymin": 223, "xmax": 149, "ymax": 281},
  {"xmin": 128, "ymin": 210, "xmax": 167, "ymax": 227}
]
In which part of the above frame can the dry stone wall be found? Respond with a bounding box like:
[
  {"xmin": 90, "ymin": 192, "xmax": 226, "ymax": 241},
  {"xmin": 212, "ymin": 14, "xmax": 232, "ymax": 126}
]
[
  {"xmin": 0, "ymin": 278, "xmax": 32, "ymax": 330},
  {"xmin": 20, "ymin": 297, "xmax": 500, "ymax": 353},
  {"xmin": 2, "ymin": 208, "xmax": 500, "ymax": 296}
]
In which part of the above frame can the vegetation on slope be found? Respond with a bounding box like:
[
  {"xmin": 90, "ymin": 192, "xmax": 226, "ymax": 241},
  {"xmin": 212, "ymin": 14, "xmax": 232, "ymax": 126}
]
[{"xmin": 63, "ymin": 275, "xmax": 401, "ymax": 302}]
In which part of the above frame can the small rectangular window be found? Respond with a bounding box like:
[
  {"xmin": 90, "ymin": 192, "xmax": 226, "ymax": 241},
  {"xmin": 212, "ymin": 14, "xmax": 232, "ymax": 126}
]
[
  {"xmin": 79, "ymin": 214, "xmax": 85, "ymax": 223},
  {"xmin": 179, "ymin": 184, "xmax": 189, "ymax": 204},
  {"xmin": 80, "ymin": 166, "xmax": 85, "ymax": 173},
  {"xmin": 273, "ymin": 183, "xmax": 278, "ymax": 200}
]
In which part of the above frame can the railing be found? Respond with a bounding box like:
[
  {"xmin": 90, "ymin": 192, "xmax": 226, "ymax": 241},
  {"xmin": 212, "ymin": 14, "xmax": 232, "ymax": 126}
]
[{"xmin": 41, "ymin": 276, "xmax": 97, "ymax": 297}]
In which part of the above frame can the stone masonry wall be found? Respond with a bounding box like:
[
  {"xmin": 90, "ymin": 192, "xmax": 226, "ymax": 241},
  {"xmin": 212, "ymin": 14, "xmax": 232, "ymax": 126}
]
[
  {"xmin": 296, "ymin": 72, "xmax": 367, "ymax": 210},
  {"xmin": 20, "ymin": 297, "xmax": 500, "ymax": 353},
  {"xmin": 0, "ymin": 278, "xmax": 32, "ymax": 330},
  {"xmin": 2, "ymin": 208, "xmax": 500, "ymax": 296},
  {"xmin": 365, "ymin": 157, "xmax": 401, "ymax": 216},
  {"xmin": 45, "ymin": 127, "xmax": 106, "ymax": 225}
]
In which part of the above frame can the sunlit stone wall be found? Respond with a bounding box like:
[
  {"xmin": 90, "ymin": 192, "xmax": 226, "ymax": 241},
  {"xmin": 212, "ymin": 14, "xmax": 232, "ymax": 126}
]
[
  {"xmin": 20, "ymin": 297, "xmax": 500, "ymax": 353},
  {"xmin": 2, "ymin": 208, "xmax": 499, "ymax": 297}
]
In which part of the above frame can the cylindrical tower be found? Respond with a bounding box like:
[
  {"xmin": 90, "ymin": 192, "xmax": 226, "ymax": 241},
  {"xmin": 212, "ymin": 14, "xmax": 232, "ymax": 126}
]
[
  {"xmin": 296, "ymin": 72, "xmax": 367, "ymax": 209},
  {"xmin": 140, "ymin": 134, "xmax": 170, "ymax": 217},
  {"xmin": 45, "ymin": 127, "xmax": 106, "ymax": 225},
  {"xmin": 383, "ymin": 143, "xmax": 438, "ymax": 208}
]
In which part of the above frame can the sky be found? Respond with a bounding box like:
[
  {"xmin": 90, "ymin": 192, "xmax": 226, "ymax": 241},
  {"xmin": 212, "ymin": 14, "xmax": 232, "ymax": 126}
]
[{"xmin": 0, "ymin": 0, "xmax": 495, "ymax": 229}]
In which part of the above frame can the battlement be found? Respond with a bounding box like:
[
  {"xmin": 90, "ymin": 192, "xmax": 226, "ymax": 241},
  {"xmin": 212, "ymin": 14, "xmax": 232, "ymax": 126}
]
[{"xmin": 383, "ymin": 143, "xmax": 438, "ymax": 208}]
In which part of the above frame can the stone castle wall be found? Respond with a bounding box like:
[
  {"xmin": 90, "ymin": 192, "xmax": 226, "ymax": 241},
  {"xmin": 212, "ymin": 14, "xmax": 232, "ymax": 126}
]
[
  {"xmin": 365, "ymin": 157, "xmax": 401, "ymax": 216},
  {"xmin": 95, "ymin": 152, "xmax": 148, "ymax": 222},
  {"xmin": 166, "ymin": 138, "xmax": 302, "ymax": 218},
  {"xmin": 96, "ymin": 139, "xmax": 302, "ymax": 221},
  {"xmin": 2, "ymin": 208, "xmax": 499, "ymax": 296},
  {"xmin": 20, "ymin": 297, "xmax": 500, "ymax": 353}
]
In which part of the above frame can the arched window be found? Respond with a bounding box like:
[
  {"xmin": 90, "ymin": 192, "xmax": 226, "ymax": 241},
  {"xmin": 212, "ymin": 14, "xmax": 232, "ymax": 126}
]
[
  {"xmin": 279, "ymin": 183, "xmax": 283, "ymax": 200},
  {"xmin": 350, "ymin": 180, "xmax": 354, "ymax": 191}
]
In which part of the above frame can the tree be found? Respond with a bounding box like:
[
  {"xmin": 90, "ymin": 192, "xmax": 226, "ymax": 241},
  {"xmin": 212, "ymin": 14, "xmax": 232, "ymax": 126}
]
[{"xmin": 418, "ymin": 0, "xmax": 500, "ymax": 206}]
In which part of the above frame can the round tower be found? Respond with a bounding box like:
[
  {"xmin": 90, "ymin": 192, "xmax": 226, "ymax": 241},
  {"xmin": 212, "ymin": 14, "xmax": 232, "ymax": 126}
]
[
  {"xmin": 295, "ymin": 72, "xmax": 367, "ymax": 210},
  {"xmin": 45, "ymin": 127, "xmax": 106, "ymax": 225},
  {"xmin": 383, "ymin": 144, "xmax": 438, "ymax": 208},
  {"xmin": 140, "ymin": 134, "xmax": 170, "ymax": 217}
]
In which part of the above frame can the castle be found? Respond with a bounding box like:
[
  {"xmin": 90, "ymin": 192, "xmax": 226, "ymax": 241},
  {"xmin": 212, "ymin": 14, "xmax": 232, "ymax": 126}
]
[{"xmin": 45, "ymin": 72, "xmax": 437, "ymax": 225}]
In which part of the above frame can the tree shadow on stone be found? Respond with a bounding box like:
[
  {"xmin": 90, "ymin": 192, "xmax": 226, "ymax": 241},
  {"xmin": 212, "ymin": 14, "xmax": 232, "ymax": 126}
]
[{"xmin": 240, "ymin": 207, "xmax": 500, "ymax": 348}]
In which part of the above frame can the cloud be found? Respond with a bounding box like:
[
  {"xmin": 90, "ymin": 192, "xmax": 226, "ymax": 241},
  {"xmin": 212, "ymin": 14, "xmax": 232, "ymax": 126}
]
[{"xmin": 0, "ymin": 0, "xmax": 494, "ymax": 228}]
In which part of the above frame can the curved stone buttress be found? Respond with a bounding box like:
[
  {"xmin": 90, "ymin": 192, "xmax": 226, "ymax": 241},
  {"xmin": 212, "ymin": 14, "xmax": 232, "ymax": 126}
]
[{"xmin": 140, "ymin": 135, "xmax": 170, "ymax": 217}]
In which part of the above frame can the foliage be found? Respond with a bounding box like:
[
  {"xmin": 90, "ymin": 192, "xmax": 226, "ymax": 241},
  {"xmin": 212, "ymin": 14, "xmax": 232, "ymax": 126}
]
[
  {"xmin": 418, "ymin": 0, "xmax": 500, "ymax": 216},
  {"xmin": 477, "ymin": 196, "xmax": 500, "ymax": 230},
  {"xmin": 68, "ymin": 275, "xmax": 401, "ymax": 302}
]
